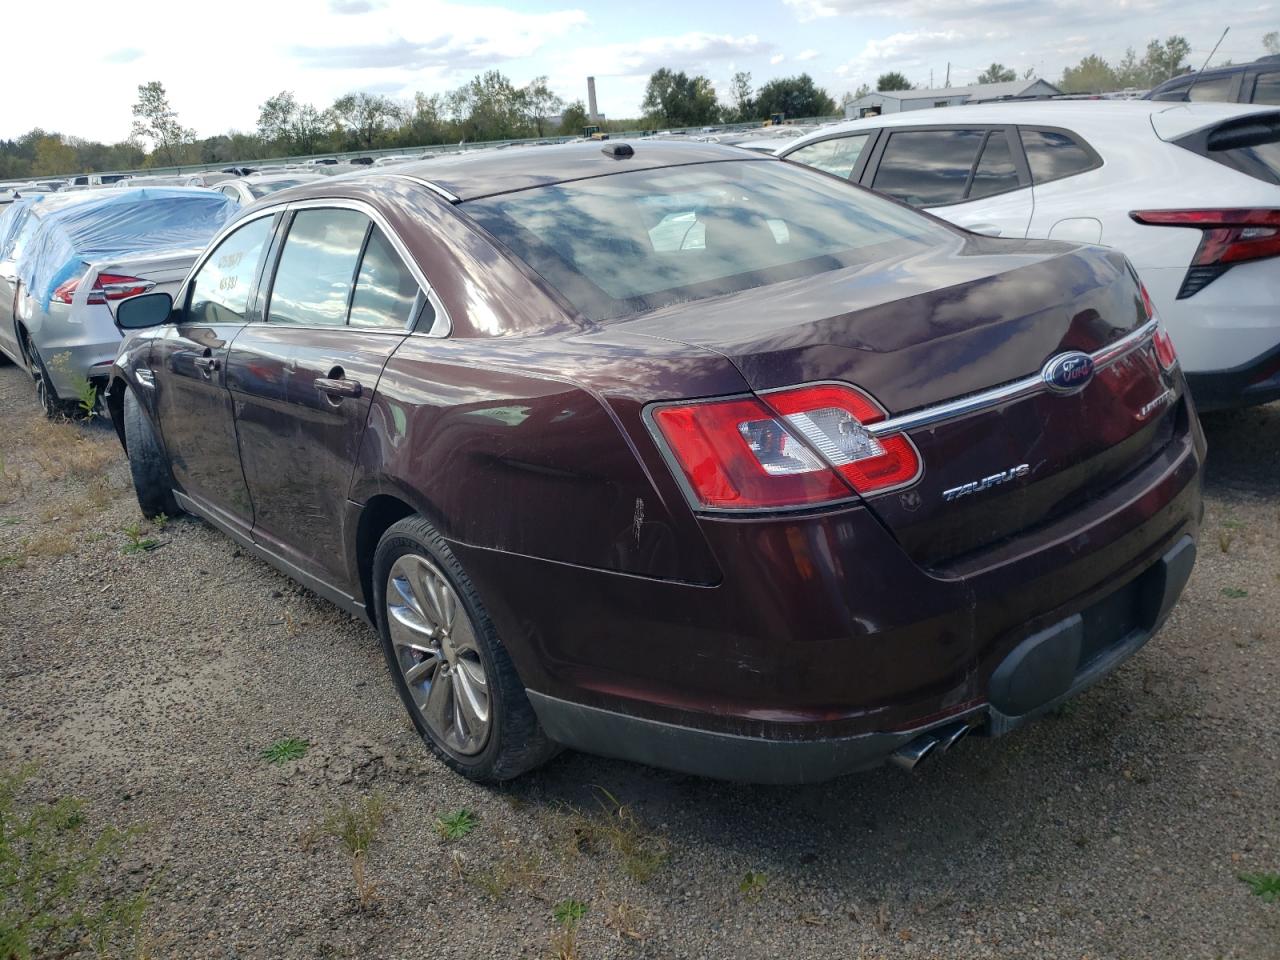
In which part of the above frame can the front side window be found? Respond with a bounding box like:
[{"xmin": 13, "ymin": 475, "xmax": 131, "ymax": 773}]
[
  {"xmin": 1019, "ymin": 129, "xmax": 1099, "ymax": 184},
  {"xmin": 349, "ymin": 228, "xmax": 423, "ymax": 329},
  {"xmin": 465, "ymin": 159, "xmax": 952, "ymax": 321},
  {"xmin": 871, "ymin": 129, "xmax": 986, "ymax": 205},
  {"xmin": 187, "ymin": 216, "xmax": 273, "ymax": 324},
  {"xmin": 1187, "ymin": 75, "xmax": 1236, "ymax": 103},
  {"xmin": 786, "ymin": 134, "xmax": 871, "ymax": 180},
  {"xmin": 267, "ymin": 209, "xmax": 368, "ymax": 326}
]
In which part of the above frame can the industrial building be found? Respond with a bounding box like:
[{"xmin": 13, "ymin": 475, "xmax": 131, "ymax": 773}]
[{"xmin": 844, "ymin": 77, "xmax": 1063, "ymax": 118}]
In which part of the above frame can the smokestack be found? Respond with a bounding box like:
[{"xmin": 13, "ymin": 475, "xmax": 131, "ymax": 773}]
[{"xmin": 587, "ymin": 77, "xmax": 599, "ymax": 122}]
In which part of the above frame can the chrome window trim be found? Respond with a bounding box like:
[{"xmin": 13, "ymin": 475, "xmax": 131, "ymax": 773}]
[
  {"xmin": 867, "ymin": 318, "xmax": 1160, "ymax": 437},
  {"xmin": 384, "ymin": 173, "xmax": 461, "ymax": 204}
]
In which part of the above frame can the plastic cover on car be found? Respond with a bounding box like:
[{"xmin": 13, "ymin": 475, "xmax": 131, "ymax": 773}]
[
  {"xmin": 16, "ymin": 188, "xmax": 235, "ymax": 309},
  {"xmin": 0, "ymin": 195, "xmax": 45, "ymax": 260}
]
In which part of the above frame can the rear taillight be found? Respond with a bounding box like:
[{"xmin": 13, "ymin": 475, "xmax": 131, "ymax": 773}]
[
  {"xmin": 1130, "ymin": 209, "xmax": 1280, "ymax": 298},
  {"xmin": 649, "ymin": 384, "xmax": 921, "ymax": 511},
  {"xmin": 1136, "ymin": 279, "xmax": 1178, "ymax": 372},
  {"xmin": 51, "ymin": 272, "xmax": 153, "ymax": 305}
]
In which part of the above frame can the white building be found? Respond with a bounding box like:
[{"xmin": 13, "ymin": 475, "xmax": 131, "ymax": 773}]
[{"xmin": 845, "ymin": 78, "xmax": 1063, "ymax": 118}]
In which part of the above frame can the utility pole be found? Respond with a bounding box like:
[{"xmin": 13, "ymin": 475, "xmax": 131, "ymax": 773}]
[
  {"xmin": 930, "ymin": 69, "xmax": 934, "ymax": 88},
  {"xmin": 945, "ymin": 62, "xmax": 951, "ymax": 87}
]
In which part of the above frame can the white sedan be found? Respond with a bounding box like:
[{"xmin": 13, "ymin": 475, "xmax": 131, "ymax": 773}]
[{"xmin": 779, "ymin": 101, "xmax": 1280, "ymax": 410}]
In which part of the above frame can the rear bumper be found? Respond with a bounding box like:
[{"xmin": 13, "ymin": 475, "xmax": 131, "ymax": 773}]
[
  {"xmin": 1183, "ymin": 342, "xmax": 1280, "ymax": 411},
  {"xmin": 451, "ymin": 403, "xmax": 1204, "ymax": 782},
  {"xmin": 526, "ymin": 535, "xmax": 1196, "ymax": 783}
]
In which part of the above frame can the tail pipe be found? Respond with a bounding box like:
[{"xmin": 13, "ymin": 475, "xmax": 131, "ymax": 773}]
[{"xmin": 889, "ymin": 719, "xmax": 974, "ymax": 772}]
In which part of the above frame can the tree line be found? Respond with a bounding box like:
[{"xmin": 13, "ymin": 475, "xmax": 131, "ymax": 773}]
[{"xmin": 3, "ymin": 30, "xmax": 1275, "ymax": 179}]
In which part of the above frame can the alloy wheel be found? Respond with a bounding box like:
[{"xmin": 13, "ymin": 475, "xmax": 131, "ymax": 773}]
[{"xmin": 385, "ymin": 553, "xmax": 491, "ymax": 755}]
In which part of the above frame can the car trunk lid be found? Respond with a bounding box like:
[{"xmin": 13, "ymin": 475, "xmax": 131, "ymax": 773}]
[{"xmin": 626, "ymin": 239, "xmax": 1182, "ymax": 566}]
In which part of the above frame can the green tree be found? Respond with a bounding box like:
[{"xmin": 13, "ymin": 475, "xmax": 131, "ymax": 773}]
[
  {"xmin": 31, "ymin": 135, "xmax": 78, "ymax": 176},
  {"xmin": 130, "ymin": 81, "xmax": 195, "ymax": 166},
  {"xmin": 1060, "ymin": 54, "xmax": 1120, "ymax": 93},
  {"xmin": 641, "ymin": 68, "xmax": 721, "ymax": 126},
  {"xmin": 753, "ymin": 73, "xmax": 836, "ymax": 120},
  {"xmin": 558, "ymin": 100, "xmax": 589, "ymax": 135},
  {"xmin": 402, "ymin": 92, "xmax": 450, "ymax": 146},
  {"xmin": 447, "ymin": 70, "xmax": 530, "ymax": 142},
  {"xmin": 977, "ymin": 63, "xmax": 1016, "ymax": 84},
  {"xmin": 257, "ymin": 90, "xmax": 298, "ymax": 145},
  {"xmin": 1266, "ymin": 31, "xmax": 1280, "ymax": 55},
  {"xmin": 520, "ymin": 76, "xmax": 564, "ymax": 137},
  {"xmin": 728, "ymin": 71, "xmax": 754, "ymax": 122},
  {"xmin": 331, "ymin": 92, "xmax": 402, "ymax": 149},
  {"xmin": 1142, "ymin": 35, "xmax": 1191, "ymax": 84},
  {"xmin": 876, "ymin": 71, "xmax": 912, "ymax": 92}
]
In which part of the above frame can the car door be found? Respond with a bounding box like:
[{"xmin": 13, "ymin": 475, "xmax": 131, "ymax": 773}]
[
  {"xmin": 226, "ymin": 203, "xmax": 423, "ymax": 592},
  {"xmin": 861, "ymin": 126, "xmax": 1034, "ymax": 238},
  {"xmin": 151, "ymin": 211, "xmax": 278, "ymax": 536}
]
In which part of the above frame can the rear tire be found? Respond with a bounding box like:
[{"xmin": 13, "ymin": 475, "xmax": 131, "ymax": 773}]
[
  {"xmin": 29, "ymin": 345, "xmax": 79, "ymax": 420},
  {"xmin": 123, "ymin": 388, "xmax": 179, "ymax": 519},
  {"xmin": 373, "ymin": 514, "xmax": 559, "ymax": 782}
]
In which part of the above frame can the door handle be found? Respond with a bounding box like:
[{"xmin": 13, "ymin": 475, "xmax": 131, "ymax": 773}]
[{"xmin": 315, "ymin": 377, "xmax": 363, "ymax": 399}]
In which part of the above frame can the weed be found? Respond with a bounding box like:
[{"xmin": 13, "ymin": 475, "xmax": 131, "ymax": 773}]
[
  {"xmin": 322, "ymin": 793, "xmax": 387, "ymax": 910},
  {"xmin": 1221, "ymin": 587, "xmax": 1249, "ymax": 599},
  {"xmin": 1239, "ymin": 872, "xmax": 1280, "ymax": 903},
  {"xmin": 261, "ymin": 737, "xmax": 308, "ymax": 764},
  {"xmin": 436, "ymin": 808, "xmax": 477, "ymax": 840},
  {"xmin": 0, "ymin": 765, "xmax": 149, "ymax": 957},
  {"xmin": 74, "ymin": 376, "xmax": 98, "ymax": 419},
  {"xmin": 550, "ymin": 899, "xmax": 588, "ymax": 960},
  {"xmin": 152, "ymin": 512, "xmax": 170, "ymax": 531},
  {"xmin": 1218, "ymin": 529, "xmax": 1234, "ymax": 553},
  {"xmin": 1221, "ymin": 518, "xmax": 1245, "ymax": 529},
  {"xmin": 121, "ymin": 522, "xmax": 158, "ymax": 556},
  {"xmin": 561, "ymin": 787, "xmax": 668, "ymax": 883},
  {"xmin": 603, "ymin": 901, "xmax": 646, "ymax": 941},
  {"xmin": 467, "ymin": 849, "xmax": 542, "ymax": 899},
  {"xmin": 0, "ymin": 516, "xmax": 21, "ymax": 526},
  {"xmin": 739, "ymin": 870, "xmax": 767, "ymax": 898}
]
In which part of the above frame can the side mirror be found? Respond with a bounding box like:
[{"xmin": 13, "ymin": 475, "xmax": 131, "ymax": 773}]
[{"xmin": 116, "ymin": 291, "xmax": 174, "ymax": 330}]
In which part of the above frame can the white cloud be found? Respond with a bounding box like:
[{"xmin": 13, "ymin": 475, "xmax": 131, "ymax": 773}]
[
  {"xmin": 770, "ymin": 53, "xmax": 785, "ymax": 64},
  {"xmin": 795, "ymin": 49, "xmax": 819, "ymax": 61}
]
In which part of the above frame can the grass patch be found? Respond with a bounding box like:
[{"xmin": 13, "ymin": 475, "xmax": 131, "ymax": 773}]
[
  {"xmin": 603, "ymin": 901, "xmax": 646, "ymax": 941},
  {"xmin": 261, "ymin": 737, "xmax": 308, "ymax": 764},
  {"xmin": 1239, "ymin": 872, "xmax": 1280, "ymax": 903},
  {"xmin": 550, "ymin": 899, "xmax": 588, "ymax": 960},
  {"xmin": 0, "ymin": 765, "xmax": 148, "ymax": 958},
  {"xmin": 321, "ymin": 793, "xmax": 388, "ymax": 910},
  {"xmin": 120, "ymin": 523, "xmax": 158, "ymax": 556},
  {"xmin": 436, "ymin": 809, "xmax": 477, "ymax": 841},
  {"xmin": 466, "ymin": 849, "xmax": 543, "ymax": 900},
  {"xmin": 1221, "ymin": 587, "xmax": 1249, "ymax": 599},
  {"xmin": 739, "ymin": 870, "xmax": 767, "ymax": 898},
  {"xmin": 560, "ymin": 787, "xmax": 668, "ymax": 883}
]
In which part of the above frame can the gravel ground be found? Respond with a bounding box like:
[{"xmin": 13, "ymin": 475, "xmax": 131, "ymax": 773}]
[{"xmin": 1, "ymin": 360, "xmax": 1277, "ymax": 960}]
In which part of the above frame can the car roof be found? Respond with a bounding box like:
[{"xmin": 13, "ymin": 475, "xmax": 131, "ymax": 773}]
[
  {"xmin": 301, "ymin": 140, "xmax": 770, "ymax": 202},
  {"xmin": 782, "ymin": 100, "xmax": 1280, "ymax": 150}
]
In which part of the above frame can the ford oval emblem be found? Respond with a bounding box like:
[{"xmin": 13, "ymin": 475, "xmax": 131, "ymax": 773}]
[{"xmin": 1042, "ymin": 351, "xmax": 1095, "ymax": 394}]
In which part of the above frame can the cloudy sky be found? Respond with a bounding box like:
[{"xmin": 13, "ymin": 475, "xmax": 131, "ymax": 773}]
[{"xmin": 6, "ymin": 0, "xmax": 1276, "ymax": 141}]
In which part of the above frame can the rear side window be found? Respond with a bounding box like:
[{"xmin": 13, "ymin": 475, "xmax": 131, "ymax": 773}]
[
  {"xmin": 188, "ymin": 216, "xmax": 273, "ymax": 324},
  {"xmin": 1252, "ymin": 71, "xmax": 1280, "ymax": 105},
  {"xmin": 267, "ymin": 209, "xmax": 367, "ymax": 326},
  {"xmin": 1187, "ymin": 76, "xmax": 1237, "ymax": 103},
  {"xmin": 1189, "ymin": 116, "xmax": 1280, "ymax": 184},
  {"xmin": 969, "ymin": 132, "xmax": 1020, "ymax": 200},
  {"xmin": 786, "ymin": 134, "xmax": 871, "ymax": 179},
  {"xmin": 348, "ymin": 228, "xmax": 422, "ymax": 329},
  {"xmin": 872, "ymin": 129, "xmax": 985, "ymax": 204},
  {"xmin": 1019, "ymin": 129, "xmax": 1100, "ymax": 184}
]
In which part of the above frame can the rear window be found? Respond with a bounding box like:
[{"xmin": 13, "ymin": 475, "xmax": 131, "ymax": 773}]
[
  {"xmin": 1181, "ymin": 115, "xmax": 1280, "ymax": 184},
  {"xmin": 464, "ymin": 160, "xmax": 951, "ymax": 321},
  {"xmin": 1019, "ymin": 129, "xmax": 1100, "ymax": 184},
  {"xmin": 249, "ymin": 179, "xmax": 311, "ymax": 198},
  {"xmin": 1252, "ymin": 71, "xmax": 1280, "ymax": 105}
]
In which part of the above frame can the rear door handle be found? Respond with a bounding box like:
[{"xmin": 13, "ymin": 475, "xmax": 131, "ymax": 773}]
[{"xmin": 315, "ymin": 377, "xmax": 363, "ymax": 399}]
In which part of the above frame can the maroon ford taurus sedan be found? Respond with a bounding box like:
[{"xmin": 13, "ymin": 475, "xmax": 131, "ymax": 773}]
[{"xmin": 108, "ymin": 141, "xmax": 1203, "ymax": 783}]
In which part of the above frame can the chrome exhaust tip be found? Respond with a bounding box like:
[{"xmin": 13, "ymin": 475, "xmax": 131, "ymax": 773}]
[
  {"xmin": 889, "ymin": 733, "xmax": 940, "ymax": 771},
  {"xmin": 934, "ymin": 720, "xmax": 973, "ymax": 754}
]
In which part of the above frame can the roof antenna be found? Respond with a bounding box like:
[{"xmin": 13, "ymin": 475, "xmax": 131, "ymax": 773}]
[{"xmin": 1185, "ymin": 27, "xmax": 1230, "ymax": 101}]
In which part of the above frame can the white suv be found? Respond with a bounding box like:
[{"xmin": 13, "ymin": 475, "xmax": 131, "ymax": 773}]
[{"xmin": 779, "ymin": 102, "xmax": 1280, "ymax": 410}]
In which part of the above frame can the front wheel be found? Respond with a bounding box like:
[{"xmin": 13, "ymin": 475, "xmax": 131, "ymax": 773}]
[
  {"xmin": 372, "ymin": 515, "xmax": 559, "ymax": 781},
  {"xmin": 122, "ymin": 387, "xmax": 179, "ymax": 519}
]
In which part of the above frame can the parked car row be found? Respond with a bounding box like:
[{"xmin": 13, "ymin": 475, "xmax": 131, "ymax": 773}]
[
  {"xmin": 778, "ymin": 100, "xmax": 1280, "ymax": 410},
  {"xmin": 0, "ymin": 187, "xmax": 235, "ymax": 415},
  {"xmin": 103, "ymin": 140, "xmax": 1201, "ymax": 785}
]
